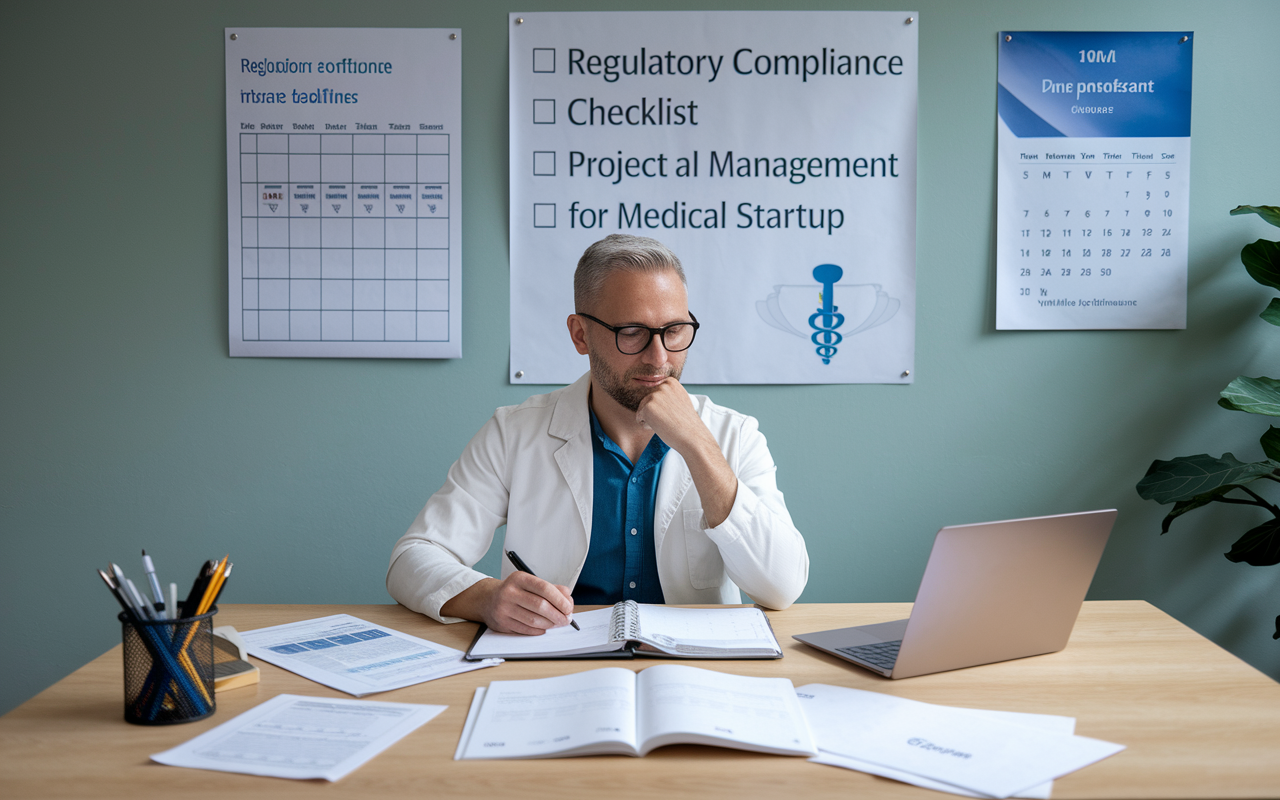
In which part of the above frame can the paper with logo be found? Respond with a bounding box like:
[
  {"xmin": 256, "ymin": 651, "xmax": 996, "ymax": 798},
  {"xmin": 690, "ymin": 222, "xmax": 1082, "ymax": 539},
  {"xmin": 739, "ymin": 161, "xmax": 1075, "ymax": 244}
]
[
  {"xmin": 151, "ymin": 693, "xmax": 446, "ymax": 781},
  {"xmin": 808, "ymin": 706, "xmax": 1074, "ymax": 799},
  {"xmin": 795, "ymin": 683, "xmax": 1123, "ymax": 799},
  {"xmin": 241, "ymin": 614, "xmax": 500, "ymax": 696}
]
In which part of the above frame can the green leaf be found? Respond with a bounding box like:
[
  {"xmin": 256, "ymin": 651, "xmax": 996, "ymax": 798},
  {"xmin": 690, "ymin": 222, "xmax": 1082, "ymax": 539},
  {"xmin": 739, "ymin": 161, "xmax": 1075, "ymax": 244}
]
[
  {"xmin": 1260, "ymin": 298, "xmax": 1280, "ymax": 326},
  {"xmin": 1160, "ymin": 496, "xmax": 1218, "ymax": 533},
  {"xmin": 1262, "ymin": 427, "xmax": 1280, "ymax": 462},
  {"xmin": 1230, "ymin": 205, "xmax": 1280, "ymax": 228},
  {"xmin": 1224, "ymin": 518, "xmax": 1280, "ymax": 566},
  {"xmin": 1241, "ymin": 239, "xmax": 1280, "ymax": 291},
  {"xmin": 1220, "ymin": 376, "xmax": 1280, "ymax": 416},
  {"xmin": 1136, "ymin": 453, "xmax": 1279, "ymax": 504}
]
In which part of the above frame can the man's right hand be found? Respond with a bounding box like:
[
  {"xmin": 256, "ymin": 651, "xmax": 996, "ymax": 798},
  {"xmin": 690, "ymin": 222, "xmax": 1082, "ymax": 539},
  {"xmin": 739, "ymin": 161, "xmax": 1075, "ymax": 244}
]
[{"xmin": 441, "ymin": 573, "xmax": 575, "ymax": 635}]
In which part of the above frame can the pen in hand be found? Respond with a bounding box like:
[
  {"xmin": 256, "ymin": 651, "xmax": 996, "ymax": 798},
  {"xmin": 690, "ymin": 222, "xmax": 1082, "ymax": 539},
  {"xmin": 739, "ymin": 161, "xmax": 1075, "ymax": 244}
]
[{"xmin": 505, "ymin": 550, "xmax": 580, "ymax": 631}]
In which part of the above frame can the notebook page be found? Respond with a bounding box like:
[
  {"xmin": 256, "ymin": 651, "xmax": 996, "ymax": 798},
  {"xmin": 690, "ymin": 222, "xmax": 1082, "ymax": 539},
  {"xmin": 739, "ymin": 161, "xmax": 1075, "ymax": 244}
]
[
  {"xmin": 633, "ymin": 605, "xmax": 779, "ymax": 653},
  {"xmin": 635, "ymin": 664, "xmax": 816, "ymax": 756},
  {"xmin": 466, "ymin": 606, "xmax": 617, "ymax": 658},
  {"xmin": 458, "ymin": 668, "xmax": 639, "ymax": 759}
]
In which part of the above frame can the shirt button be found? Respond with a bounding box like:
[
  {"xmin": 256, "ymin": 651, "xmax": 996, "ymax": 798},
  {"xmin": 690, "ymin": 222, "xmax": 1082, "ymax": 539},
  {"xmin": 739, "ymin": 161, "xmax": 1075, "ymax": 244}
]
[
  {"xmin": 631, "ymin": 477, "xmax": 636, "ymax": 483},
  {"xmin": 630, "ymin": 582, "xmax": 637, "ymax": 589},
  {"xmin": 630, "ymin": 528, "xmax": 638, "ymax": 536}
]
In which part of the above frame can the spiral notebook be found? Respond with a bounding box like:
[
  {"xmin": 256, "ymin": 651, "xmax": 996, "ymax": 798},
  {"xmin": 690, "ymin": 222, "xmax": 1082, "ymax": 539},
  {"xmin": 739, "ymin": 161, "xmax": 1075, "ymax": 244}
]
[{"xmin": 463, "ymin": 601, "xmax": 783, "ymax": 660}]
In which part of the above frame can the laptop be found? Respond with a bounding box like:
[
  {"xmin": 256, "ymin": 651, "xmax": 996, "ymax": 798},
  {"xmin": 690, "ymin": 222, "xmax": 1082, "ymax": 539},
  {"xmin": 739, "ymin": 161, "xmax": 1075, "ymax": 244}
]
[{"xmin": 794, "ymin": 509, "xmax": 1116, "ymax": 679}]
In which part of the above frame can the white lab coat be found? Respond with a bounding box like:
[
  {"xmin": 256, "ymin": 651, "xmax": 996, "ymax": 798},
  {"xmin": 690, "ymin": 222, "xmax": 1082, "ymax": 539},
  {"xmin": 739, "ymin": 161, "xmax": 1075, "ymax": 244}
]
[{"xmin": 386, "ymin": 372, "xmax": 809, "ymax": 622}]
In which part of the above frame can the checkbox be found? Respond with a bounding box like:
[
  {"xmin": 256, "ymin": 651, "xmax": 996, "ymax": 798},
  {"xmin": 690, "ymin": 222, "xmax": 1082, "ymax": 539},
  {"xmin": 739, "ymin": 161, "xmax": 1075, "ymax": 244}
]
[
  {"xmin": 533, "ymin": 151, "xmax": 555, "ymax": 176},
  {"xmin": 533, "ymin": 203, "xmax": 556, "ymax": 228},
  {"xmin": 532, "ymin": 48, "xmax": 555, "ymax": 73},
  {"xmin": 533, "ymin": 99, "xmax": 555, "ymax": 124}
]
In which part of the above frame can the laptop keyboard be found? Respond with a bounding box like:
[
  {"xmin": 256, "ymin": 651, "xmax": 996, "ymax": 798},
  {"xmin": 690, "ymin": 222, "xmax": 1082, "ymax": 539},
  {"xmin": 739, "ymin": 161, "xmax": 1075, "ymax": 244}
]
[{"xmin": 835, "ymin": 640, "xmax": 902, "ymax": 670}]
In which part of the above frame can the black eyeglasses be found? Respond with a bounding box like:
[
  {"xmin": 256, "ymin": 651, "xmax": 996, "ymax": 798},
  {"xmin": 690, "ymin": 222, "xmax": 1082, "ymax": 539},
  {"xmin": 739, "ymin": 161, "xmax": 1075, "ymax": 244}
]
[{"xmin": 577, "ymin": 312, "xmax": 700, "ymax": 355}]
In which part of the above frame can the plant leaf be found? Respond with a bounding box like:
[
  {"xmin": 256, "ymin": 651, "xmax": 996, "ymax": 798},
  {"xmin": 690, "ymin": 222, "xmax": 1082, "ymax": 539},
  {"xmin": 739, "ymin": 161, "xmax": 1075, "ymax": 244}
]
[
  {"xmin": 1262, "ymin": 427, "xmax": 1280, "ymax": 462},
  {"xmin": 1230, "ymin": 205, "xmax": 1280, "ymax": 228},
  {"xmin": 1241, "ymin": 239, "xmax": 1280, "ymax": 291},
  {"xmin": 1160, "ymin": 496, "xmax": 1218, "ymax": 533},
  {"xmin": 1136, "ymin": 453, "xmax": 1279, "ymax": 504},
  {"xmin": 1224, "ymin": 518, "xmax": 1280, "ymax": 566},
  {"xmin": 1220, "ymin": 376, "xmax": 1280, "ymax": 416},
  {"xmin": 1260, "ymin": 298, "xmax": 1280, "ymax": 326}
]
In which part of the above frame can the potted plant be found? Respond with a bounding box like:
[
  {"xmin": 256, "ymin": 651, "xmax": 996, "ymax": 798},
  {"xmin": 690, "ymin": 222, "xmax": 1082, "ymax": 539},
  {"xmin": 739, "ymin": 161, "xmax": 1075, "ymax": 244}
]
[{"xmin": 1136, "ymin": 204, "xmax": 1280, "ymax": 640}]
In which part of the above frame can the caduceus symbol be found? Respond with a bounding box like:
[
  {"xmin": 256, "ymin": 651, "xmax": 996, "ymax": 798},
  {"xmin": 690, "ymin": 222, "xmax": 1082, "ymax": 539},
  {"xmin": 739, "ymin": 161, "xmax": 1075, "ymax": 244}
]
[{"xmin": 808, "ymin": 263, "xmax": 845, "ymax": 365}]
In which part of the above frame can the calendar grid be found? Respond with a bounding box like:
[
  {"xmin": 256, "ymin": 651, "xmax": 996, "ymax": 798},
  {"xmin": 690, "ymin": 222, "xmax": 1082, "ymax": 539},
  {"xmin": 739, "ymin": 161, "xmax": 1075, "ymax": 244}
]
[{"xmin": 238, "ymin": 133, "xmax": 451, "ymax": 343}]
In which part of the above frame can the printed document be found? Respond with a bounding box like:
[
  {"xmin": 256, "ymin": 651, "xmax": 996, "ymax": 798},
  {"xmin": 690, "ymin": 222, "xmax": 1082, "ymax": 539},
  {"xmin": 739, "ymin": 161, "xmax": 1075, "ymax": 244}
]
[
  {"xmin": 809, "ymin": 707, "xmax": 1074, "ymax": 799},
  {"xmin": 241, "ymin": 614, "xmax": 499, "ymax": 696},
  {"xmin": 456, "ymin": 665, "xmax": 816, "ymax": 759},
  {"xmin": 151, "ymin": 693, "xmax": 445, "ymax": 781},
  {"xmin": 795, "ymin": 684, "xmax": 1124, "ymax": 799}
]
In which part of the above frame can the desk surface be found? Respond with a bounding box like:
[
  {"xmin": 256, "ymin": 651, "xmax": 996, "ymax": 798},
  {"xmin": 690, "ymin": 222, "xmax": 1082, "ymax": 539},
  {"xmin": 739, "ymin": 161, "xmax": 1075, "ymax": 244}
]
[{"xmin": 3, "ymin": 601, "xmax": 1279, "ymax": 799}]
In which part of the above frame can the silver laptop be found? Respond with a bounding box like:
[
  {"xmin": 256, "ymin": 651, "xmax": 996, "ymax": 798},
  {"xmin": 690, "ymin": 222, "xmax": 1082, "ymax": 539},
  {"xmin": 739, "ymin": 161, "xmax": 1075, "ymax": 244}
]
[{"xmin": 794, "ymin": 510, "xmax": 1116, "ymax": 679}]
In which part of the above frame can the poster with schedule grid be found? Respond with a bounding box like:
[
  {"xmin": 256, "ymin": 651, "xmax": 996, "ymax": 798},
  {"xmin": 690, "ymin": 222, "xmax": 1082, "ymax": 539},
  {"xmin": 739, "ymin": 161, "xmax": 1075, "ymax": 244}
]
[
  {"xmin": 996, "ymin": 31, "xmax": 1193, "ymax": 330},
  {"xmin": 225, "ymin": 28, "xmax": 461, "ymax": 357}
]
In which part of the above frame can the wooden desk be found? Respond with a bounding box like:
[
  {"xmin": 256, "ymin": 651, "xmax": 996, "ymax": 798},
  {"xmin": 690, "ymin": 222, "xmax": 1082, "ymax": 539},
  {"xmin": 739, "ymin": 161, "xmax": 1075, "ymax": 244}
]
[{"xmin": 2, "ymin": 601, "xmax": 1278, "ymax": 799}]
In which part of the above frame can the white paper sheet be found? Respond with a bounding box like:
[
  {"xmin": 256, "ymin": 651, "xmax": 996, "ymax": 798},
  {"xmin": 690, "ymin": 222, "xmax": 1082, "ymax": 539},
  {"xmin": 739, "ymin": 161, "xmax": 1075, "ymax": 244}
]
[
  {"xmin": 151, "ymin": 693, "xmax": 445, "ymax": 781},
  {"xmin": 808, "ymin": 705, "xmax": 1075, "ymax": 799},
  {"xmin": 241, "ymin": 614, "xmax": 499, "ymax": 696},
  {"xmin": 795, "ymin": 684, "xmax": 1123, "ymax": 799}
]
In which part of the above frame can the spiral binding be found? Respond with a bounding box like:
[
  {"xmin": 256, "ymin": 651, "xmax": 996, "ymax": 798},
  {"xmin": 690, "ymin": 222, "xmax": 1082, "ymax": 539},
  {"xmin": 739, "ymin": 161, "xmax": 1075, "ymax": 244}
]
[{"xmin": 609, "ymin": 600, "xmax": 642, "ymax": 641}]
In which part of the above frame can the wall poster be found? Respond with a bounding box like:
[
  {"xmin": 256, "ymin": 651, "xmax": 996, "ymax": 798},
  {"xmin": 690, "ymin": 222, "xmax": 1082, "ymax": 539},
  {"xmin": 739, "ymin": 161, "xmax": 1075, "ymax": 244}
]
[
  {"xmin": 995, "ymin": 31, "xmax": 1194, "ymax": 330},
  {"xmin": 509, "ymin": 11, "xmax": 918, "ymax": 384},
  {"xmin": 226, "ymin": 28, "xmax": 462, "ymax": 358}
]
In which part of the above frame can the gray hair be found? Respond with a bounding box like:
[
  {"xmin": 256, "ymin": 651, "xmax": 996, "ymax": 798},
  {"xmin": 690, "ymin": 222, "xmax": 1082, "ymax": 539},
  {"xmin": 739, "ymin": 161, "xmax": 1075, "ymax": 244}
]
[{"xmin": 574, "ymin": 234, "xmax": 686, "ymax": 312}]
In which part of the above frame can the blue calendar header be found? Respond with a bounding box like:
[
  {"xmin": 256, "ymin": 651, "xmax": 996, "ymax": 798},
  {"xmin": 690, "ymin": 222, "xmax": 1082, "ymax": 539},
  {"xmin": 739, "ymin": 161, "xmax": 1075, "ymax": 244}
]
[{"xmin": 998, "ymin": 31, "xmax": 1193, "ymax": 138}]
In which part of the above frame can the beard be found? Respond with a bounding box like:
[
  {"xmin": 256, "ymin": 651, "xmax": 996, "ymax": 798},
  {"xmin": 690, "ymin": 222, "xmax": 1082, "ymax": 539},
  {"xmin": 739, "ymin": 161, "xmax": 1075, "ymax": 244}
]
[{"xmin": 588, "ymin": 350, "xmax": 684, "ymax": 412}]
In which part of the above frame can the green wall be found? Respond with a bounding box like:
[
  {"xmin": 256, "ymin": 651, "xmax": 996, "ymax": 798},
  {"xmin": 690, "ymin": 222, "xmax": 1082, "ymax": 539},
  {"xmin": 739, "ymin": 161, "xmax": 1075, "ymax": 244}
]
[{"xmin": 3, "ymin": 0, "xmax": 1279, "ymax": 715}]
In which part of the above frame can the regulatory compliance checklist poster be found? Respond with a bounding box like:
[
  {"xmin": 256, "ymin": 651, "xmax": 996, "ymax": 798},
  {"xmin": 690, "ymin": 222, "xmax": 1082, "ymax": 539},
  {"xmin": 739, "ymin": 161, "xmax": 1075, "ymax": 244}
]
[
  {"xmin": 509, "ymin": 11, "xmax": 918, "ymax": 385},
  {"xmin": 995, "ymin": 31, "xmax": 1193, "ymax": 330},
  {"xmin": 226, "ymin": 28, "xmax": 462, "ymax": 358}
]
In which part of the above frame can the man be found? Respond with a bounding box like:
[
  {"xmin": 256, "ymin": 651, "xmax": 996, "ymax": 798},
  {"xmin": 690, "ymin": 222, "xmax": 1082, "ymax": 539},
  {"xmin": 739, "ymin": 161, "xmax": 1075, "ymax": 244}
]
[{"xmin": 387, "ymin": 234, "xmax": 808, "ymax": 633}]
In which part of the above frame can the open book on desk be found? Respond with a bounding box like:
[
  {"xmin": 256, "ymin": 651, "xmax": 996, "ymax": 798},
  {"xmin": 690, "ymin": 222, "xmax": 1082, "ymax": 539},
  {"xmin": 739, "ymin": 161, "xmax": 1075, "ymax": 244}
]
[
  {"xmin": 464, "ymin": 601, "xmax": 782, "ymax": 660},
  {"xmin": 455, "ymin": 665, "xmax": 816, "ymax": 759}
]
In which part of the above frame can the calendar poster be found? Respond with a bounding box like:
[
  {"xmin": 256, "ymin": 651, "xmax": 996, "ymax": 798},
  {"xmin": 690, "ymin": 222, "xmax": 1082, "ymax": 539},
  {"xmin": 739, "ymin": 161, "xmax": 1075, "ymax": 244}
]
[
  {"xmin": 995, "ymin": 32, "xmax": 1193, "ymax": 330},
  {"xmin": 509, "ymin": 11, "xmax": 918, "ymax": 385},
  {"xmin": 226, "ymin": 28, "xmax": 462, "ymax": 358}
]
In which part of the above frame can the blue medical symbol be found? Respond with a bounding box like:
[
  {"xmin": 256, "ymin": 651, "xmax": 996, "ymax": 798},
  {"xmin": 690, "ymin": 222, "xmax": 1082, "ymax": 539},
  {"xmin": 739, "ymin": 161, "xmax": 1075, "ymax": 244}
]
[{"xmin": 809, "ymin": 264, "xmax": 845, "ymax": 364}]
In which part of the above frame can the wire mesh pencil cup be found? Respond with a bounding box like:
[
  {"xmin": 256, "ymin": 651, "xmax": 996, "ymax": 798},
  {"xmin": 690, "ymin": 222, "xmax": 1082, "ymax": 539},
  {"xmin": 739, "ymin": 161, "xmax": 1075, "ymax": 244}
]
[{"xmin": 119, "ymin": 605, "xmax": 217, "ymax": 725}]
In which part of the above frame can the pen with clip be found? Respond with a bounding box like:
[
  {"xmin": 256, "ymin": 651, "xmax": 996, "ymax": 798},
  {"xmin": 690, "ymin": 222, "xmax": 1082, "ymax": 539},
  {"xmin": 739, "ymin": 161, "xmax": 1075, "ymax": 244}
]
[
  {"xmin": 141, "ymin": 550, "xmax": 166, "ymax": 619},
  {"xmin": 505, "ymin": 550, "xmax": 580, "ymax": 631}
]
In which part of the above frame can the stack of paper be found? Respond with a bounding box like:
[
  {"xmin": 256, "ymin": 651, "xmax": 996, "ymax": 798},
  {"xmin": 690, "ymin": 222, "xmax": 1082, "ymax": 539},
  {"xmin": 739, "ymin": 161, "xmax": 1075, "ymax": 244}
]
[{"xmin": 795, "ymin": 684, "xmax": 1124, "ymax": 799}]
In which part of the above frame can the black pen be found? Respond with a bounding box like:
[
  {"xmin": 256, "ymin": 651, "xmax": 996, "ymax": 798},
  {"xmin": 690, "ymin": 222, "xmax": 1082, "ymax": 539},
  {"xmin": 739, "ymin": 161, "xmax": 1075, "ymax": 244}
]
[{"xmin": 506, "ymin": 550, "xmax": 580, "ymax": 631}]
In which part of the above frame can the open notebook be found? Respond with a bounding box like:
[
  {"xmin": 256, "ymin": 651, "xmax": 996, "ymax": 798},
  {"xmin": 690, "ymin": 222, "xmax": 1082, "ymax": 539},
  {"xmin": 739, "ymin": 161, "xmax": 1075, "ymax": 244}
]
[{"xmin": 464, "ymin": 601, "xmax": 783, "ymax": 660}]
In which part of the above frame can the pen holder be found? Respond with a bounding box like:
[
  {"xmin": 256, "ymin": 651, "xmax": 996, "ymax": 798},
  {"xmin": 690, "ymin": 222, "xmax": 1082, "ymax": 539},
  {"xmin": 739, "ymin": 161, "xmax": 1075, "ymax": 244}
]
[{"xmin": 120, "ymin": 605, "xmax": 217, "ymax": 725}]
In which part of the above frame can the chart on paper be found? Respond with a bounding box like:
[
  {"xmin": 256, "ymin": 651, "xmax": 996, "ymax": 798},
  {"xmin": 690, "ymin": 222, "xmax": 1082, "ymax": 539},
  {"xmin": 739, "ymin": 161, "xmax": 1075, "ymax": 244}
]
[
  {"xmin": 995, "ymin": 31, "xmax": 1193, "ymax": 330},
  {"xmin": 225, "ymin": 27, "xmax": 462, "ymax": 357}
]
